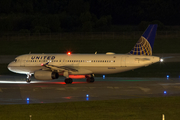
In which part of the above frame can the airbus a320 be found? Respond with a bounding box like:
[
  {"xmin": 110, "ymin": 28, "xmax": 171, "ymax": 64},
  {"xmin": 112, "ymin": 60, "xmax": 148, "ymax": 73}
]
[{"xmin": 8, "ymin": 24, "xmax": 160, "ymax": 84}]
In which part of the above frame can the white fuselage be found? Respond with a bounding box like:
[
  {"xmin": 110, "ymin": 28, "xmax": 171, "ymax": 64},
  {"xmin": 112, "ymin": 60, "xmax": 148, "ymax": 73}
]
[{"xmin": 8, "ymin": 54, "xmax": 160, "ymax": 75}]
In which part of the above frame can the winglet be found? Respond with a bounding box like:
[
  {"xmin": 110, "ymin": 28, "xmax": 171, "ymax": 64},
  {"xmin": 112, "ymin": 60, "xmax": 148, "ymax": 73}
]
[{"xmin": 129, "ymin": 24, "xmax": 157, "ymax": 55}]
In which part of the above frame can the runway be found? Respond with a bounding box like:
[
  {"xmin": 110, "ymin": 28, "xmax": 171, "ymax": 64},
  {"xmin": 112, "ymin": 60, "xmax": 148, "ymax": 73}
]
[{"xmin": 0, "ymin": 75, "xmax": 180, "ymax": 104}]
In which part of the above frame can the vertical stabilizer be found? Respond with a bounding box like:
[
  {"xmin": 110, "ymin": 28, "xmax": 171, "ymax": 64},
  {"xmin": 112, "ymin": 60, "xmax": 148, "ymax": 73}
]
[{"xmin": 129, "ymin": 24, "xmax": 157, "ymax": 55}]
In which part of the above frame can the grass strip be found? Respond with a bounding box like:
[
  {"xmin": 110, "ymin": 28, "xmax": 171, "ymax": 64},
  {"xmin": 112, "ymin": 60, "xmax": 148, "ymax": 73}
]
[{"xmin": 0, "ymin": 96, "xmax": 180, "ymax": 120}]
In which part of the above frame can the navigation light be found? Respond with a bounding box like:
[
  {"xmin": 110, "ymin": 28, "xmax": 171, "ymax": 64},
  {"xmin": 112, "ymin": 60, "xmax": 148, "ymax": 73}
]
[
  {"xmin": 160, "ymin": 59, "xmax": 164, "ymax": 62},
  {"xmin": 67, "ymin": 52, "xmax": 71, "ymax": 55}
]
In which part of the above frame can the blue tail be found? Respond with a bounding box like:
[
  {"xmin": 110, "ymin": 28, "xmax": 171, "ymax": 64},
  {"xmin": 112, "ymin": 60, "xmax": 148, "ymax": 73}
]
[{"xmin": 129, "ymin": 24, "xmax": 157, "ymax": 55}]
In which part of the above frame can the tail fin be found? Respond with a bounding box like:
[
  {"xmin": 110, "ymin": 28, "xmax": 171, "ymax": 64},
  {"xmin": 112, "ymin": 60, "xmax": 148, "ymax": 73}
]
[{"xmin": 129, "ymin": 24, "xmax": 157, "ymax": 55}]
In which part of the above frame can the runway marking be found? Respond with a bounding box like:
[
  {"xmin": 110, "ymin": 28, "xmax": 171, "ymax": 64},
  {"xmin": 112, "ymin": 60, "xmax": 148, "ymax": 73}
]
[
  {"xmin": 138, "ymin": 87, "xmax": 150, "ymax": 92},
  {"xmin": 33, "ymin": 88, "xmax": 39, "ymax": 91},
  {"xmin": 129, "ymin": 87, "xmax": 150, "ymax": 92},
  {"xmin": 66, "ymin": 87, "xmax": 79, "ymax": 90},
  {"xmin": 114, "ymin": 87, "xmax": 119, "ymax": 89},
  {"xmin": 107, "ymin": 86, "xmax": 120, "ymax": 89},
  {"xmin": 159, "ymin": 83, "xmax": 180, "ymax": 86},
  {"xmin": 57, "ymin": 88, "xmax": 66, "ymax": 90},
  {"xmin": 107, "ymin": 86, "xmax": 113, "ymax": 89}
]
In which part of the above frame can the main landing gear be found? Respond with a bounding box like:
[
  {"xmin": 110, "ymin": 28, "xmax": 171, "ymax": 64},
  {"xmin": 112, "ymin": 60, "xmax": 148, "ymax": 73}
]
[
  {"xmin": 85, "ymin": 75, "xmax": 95, "ymax": 83},
  {"xmin": 63, "ymin": 71, "xmax": 73, "ymax": 84},
  {"xmin": 63, "ymin": 71, "xmax": 95, "ymax": 84},
  {"xmin": 26, "ymin": 74, "xmax": 31, "ymax": 83},
  {"xmin": 65, "ymin": 78, "xmax": 73, "ymax": 84},
  {"xmin": 63, "ymin": 74, "xmax": 95, "ymax": 84}
]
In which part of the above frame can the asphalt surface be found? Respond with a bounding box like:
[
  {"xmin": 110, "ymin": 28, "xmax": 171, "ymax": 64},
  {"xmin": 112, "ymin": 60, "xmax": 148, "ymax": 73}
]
[{"xmin": 0, "ymin": 75, "xmax": 180, "ymax": 104}]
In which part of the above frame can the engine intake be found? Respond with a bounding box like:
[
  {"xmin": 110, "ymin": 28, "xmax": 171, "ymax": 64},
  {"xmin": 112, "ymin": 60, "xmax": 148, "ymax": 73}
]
[{"xmin": 34, "ymin": 70, "xmax": 59, "ymax": 80}]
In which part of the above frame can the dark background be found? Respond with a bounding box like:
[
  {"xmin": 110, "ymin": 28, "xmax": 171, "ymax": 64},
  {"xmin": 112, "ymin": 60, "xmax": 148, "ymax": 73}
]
[{"xmin": 0, "ymin": 0, "xmax": 180, "ymax": 33}]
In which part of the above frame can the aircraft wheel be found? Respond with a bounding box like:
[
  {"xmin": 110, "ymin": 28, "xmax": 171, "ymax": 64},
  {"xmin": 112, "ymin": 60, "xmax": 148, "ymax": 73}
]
[
  {"xmin": 65, "ymin": 78, "xmax": 73, "ymax": 84},
  {"xmin": 26, "ymin": 74, "xmax": 31, "ymax": 83},
  {"xmin": 86, "ymin": 77, "xmax": 94, "ymax": 83},
  {"xmin": 26, "ymin": 79, "xmax": 31, "ymax": 83}
]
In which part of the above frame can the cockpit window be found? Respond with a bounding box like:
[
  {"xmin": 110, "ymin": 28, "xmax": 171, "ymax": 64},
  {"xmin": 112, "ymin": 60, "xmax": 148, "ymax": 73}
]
[{"xmin": 14, "ymin": 59, "xmax": 17, "ymax": 62}]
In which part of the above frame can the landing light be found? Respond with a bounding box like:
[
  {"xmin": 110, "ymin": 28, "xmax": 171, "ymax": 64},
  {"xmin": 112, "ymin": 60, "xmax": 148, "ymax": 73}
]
[{"xmin": 160, "ymin": 59, "xmax": 164, "ymax": 62}]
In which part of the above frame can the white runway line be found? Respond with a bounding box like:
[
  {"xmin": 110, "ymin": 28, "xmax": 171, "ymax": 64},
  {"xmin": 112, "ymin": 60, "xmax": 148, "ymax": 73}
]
[{"xmin": 0, "ymin": 80, "xmax": 44, "ymax": 84}]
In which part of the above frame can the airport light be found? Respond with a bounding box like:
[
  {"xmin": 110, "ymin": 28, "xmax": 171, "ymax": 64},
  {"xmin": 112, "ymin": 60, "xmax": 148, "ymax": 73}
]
[
  {"xmin": 162, "ymin": 114, "xmax": 165, "ymax": 120},
  {"xmin": 29, "ymin": 115, "xmax": 32, "ymax": 120},
  {"xmin": 26, "ymin": 98, "xmax": 30, "ymax": 104},
  {"xmin": 86, "ymin": 94, "xmax": 89, "ymax": 101},
  {"xmin": 103, "ymin": 75, "xmax": 106, "ymax": 79},
  {"xmin": 166, "ymin": 75, "xmax": 169, "ymax": 78},
  {"xmin": 103, "ymin": 75, "xmax": 105, "ymax": 79},
  {"xmin": 164, "ymin": 91, "xmax": 166, "ymax": 94},
  {"xmin": 160, "ymin": 58, "xmax": 163, "ymax": 62}
]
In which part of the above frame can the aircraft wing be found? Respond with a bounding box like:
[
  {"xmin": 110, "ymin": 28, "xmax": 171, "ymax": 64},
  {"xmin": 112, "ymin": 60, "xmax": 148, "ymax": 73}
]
[
  {"xmin": 41, "ymin": 62, "xmax": 93, "ymax": 75},
  {"xmin": 42, "ymin": 63, "xmax": 78, "ymax": 72}
]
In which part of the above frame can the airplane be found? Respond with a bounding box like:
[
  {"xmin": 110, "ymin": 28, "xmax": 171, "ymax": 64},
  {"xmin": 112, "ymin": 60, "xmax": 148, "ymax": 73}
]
[{"xmin": 8, "ymin": 24, "xmax": 160, "ymax": 84}]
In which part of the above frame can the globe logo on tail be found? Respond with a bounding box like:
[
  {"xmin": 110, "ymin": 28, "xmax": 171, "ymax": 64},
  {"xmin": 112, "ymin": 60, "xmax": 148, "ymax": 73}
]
[
  {"xmin": 128, "ymin": 24, "xmax": 157, "ymax": 56},
  {"xmin": 129, "ymin": 36, "xmax": 152, "ymax": 55}
]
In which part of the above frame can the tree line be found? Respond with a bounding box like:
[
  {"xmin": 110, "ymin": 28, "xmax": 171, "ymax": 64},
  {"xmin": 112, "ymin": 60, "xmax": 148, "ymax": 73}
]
[{"xmin": 0, "ymin": 0, "xmax": 179, "ymax": 33}]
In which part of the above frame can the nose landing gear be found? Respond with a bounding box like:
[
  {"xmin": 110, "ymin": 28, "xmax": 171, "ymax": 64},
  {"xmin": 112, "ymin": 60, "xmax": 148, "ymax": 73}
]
[
  {"xmin": 26, "ymin": 74, "xmax": 31, "ymax": 83},
  {"xmin": 85, "ymin": 74, "xmax": 95, "ymax": 83}
]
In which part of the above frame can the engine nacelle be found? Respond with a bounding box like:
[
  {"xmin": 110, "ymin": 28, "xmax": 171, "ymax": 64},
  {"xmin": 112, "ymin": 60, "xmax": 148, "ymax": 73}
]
[{"xmin": 34, "ymin": 70, "xmax": 59, "ymax": 80}]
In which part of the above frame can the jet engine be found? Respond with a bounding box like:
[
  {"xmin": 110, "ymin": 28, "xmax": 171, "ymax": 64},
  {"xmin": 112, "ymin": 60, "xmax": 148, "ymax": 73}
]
[{"xmin": 34, "ymin": 70, "xmax": 59, "ymax": 80}]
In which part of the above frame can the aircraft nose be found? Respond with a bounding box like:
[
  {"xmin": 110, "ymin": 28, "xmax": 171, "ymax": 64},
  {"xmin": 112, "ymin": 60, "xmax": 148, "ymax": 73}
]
[{"xmin": 7, "ymin": 62, "xmax": 14, "ymax": 71}]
